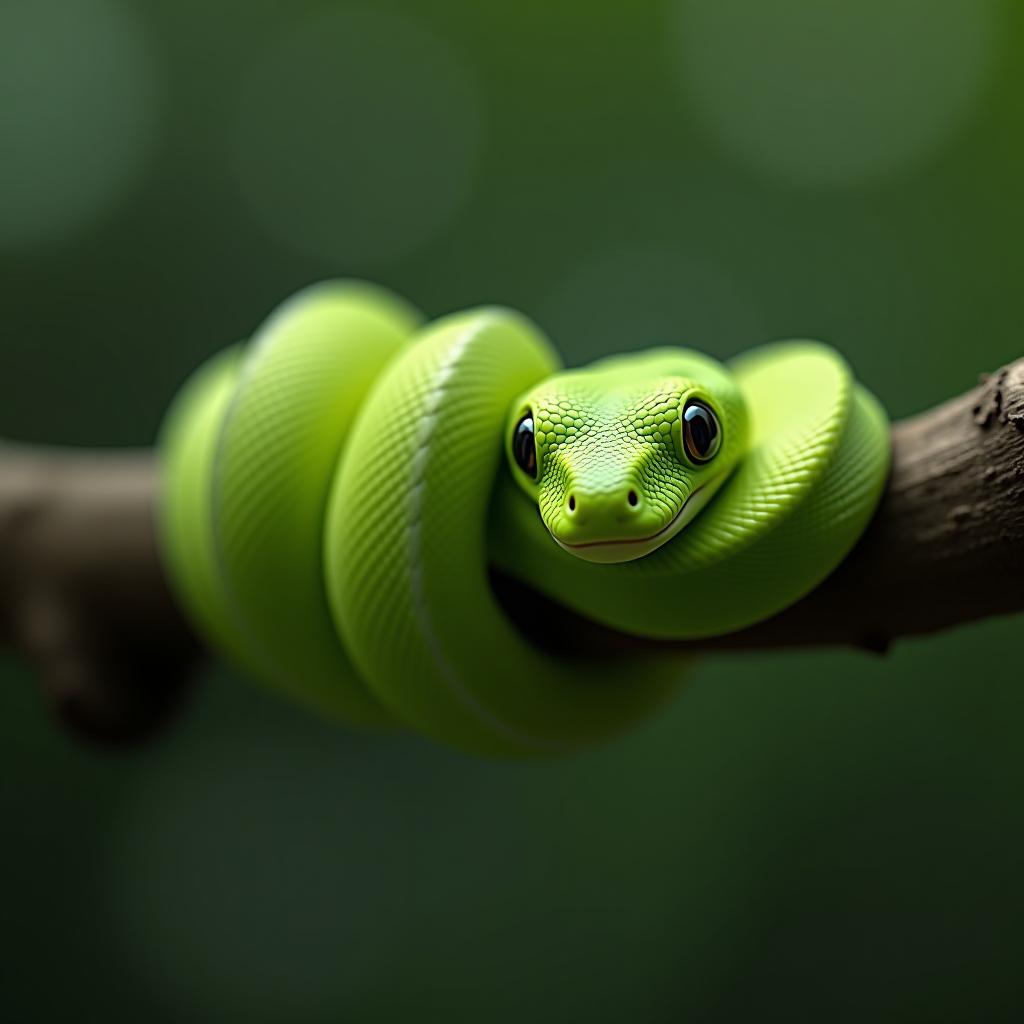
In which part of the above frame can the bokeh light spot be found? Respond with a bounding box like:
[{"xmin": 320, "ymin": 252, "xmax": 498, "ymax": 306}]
[
  {"xmin": 670, "ymin": 0, "xmax": 1000, "ymax": 189},
  {"xmin": 230, "ymin": 8, "xmax": 482, "ymax": 269},
  {"xmin": 0, "ymin": 0, "xmax": 158, "ymax": 250}
]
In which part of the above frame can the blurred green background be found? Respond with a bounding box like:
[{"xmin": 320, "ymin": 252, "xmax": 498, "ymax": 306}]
[{"xmin": 2, "ymin": 0, "xmax": 1023, "ymax": 1019}]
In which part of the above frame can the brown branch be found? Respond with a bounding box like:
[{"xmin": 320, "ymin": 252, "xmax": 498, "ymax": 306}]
[
  {"xmin": 0, "ymin": 447, "xmax": 201, "ymax": 742},
  {"xmin": 2, "ymin": 360, "xmax": 1023, "ymax": 741}
]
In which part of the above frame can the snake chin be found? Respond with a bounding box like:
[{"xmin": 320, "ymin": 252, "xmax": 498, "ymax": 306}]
[{"xmin": 551, "ymin": 479, "xmax": 721, "ymax": 565}]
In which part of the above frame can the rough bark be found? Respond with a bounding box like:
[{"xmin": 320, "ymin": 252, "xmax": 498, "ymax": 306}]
[{"xmin": 2, "ymin": 360, "xmax": 1022, "ymax": 740}]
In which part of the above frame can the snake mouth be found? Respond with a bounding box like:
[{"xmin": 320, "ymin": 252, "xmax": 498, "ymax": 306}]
[{"xmin": 552, "ymin": 483, "xmax": 710, "ymax": 564}]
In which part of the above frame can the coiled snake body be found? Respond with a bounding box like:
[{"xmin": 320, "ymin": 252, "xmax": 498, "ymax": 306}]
[{"xmin": 159, "ymin": 281, "xmax": 889, "ymax": 755}]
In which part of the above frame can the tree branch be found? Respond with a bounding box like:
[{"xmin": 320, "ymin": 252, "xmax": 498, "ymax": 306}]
[
  {"xmin": 2, "ymin": 360, "xmax": 1023, "ymax": 740},
  {"xmin": 0, "ymin": 447, "xmax": 201, "ymax": 742}
]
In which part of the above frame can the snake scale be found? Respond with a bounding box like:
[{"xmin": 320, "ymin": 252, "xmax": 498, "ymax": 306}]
[{"xmin": 158, "ymin": 281, "xmax": 889, "ymax": 755}]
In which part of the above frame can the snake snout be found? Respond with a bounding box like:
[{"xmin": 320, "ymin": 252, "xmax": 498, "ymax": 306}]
[
  {"xmin": 551, "ymin": 480, "xmax": 663, "ymax": 553},
  {"xmin": 562, "ymin": 484, "xmax": 643, "ymax": 526}
]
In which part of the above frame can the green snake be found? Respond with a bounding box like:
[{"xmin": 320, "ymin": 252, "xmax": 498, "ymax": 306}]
[{"xmin": 158, "ymin": 281, "xmax": 889, "ymax": 755}]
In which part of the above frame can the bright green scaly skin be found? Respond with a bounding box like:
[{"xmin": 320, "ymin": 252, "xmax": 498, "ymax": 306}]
[
  {"xmin": 504, "ymin": 349, "xmax": 749, "ymax": 564},
  {"xmin": 157, "ymin": 281, "xmax": 890, "ymax": 755}
]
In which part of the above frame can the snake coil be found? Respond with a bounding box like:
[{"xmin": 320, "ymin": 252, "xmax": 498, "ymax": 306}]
[{"xmin": 158, "ymin": 281, "xmax": 889, "ymax": 755}]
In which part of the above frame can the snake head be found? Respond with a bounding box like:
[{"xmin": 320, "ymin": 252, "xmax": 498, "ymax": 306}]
[{"xmin": 506, "ymin": 348, "xmax": 749, "ymax": 564}]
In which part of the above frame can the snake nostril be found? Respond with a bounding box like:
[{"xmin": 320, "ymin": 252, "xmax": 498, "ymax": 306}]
[
  {"xmin": 568, "ymin": 494, "xmax": 576, "ymax": 513},
  {"xmin": 627, "ymin": 489, "xmax": 638, "ymax": 508}
]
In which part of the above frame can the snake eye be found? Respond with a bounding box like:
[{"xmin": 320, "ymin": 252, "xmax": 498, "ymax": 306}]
[
  {"xmin": 512, "ymin": 412, "xmax": 537, "ymax": 478},
  {"xmin": 682, "ymin": 400, "xmax": 721, "ymax": 464}
]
